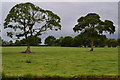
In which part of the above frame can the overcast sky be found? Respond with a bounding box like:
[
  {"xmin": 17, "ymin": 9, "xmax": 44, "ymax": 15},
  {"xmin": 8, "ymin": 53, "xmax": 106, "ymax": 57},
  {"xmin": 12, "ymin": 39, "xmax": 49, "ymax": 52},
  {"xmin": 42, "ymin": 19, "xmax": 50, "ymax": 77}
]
[{"xmin": 0, "ymin": 1, "xmax": 118, "ymax": 44}]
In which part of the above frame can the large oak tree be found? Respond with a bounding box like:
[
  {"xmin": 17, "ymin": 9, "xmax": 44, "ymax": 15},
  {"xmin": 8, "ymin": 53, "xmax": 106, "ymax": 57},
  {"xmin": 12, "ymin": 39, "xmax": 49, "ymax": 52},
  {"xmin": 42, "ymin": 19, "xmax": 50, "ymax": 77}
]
[
  {"xmin": 73, "ymin": 13, "xmax": 115, "ymax": 51},
  {"xmin": 4, "ymin": 2, "xmax": 61, "ymax": 53}
]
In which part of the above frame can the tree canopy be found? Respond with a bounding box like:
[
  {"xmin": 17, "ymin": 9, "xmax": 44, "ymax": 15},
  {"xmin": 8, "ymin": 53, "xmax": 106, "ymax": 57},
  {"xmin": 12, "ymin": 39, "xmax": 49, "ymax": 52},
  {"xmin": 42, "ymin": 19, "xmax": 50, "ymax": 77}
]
[
  {"xmin": 73, "ymin": 13, "xmax": 115, "ymax": 51},
  {"xmin": 4, "ymin": 2, "xmax": 61, "ymax": 53}
]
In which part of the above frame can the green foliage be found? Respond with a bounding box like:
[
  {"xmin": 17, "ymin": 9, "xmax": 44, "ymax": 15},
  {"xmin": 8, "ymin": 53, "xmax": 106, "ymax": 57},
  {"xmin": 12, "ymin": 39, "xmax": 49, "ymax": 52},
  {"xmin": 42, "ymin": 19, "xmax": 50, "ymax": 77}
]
[
  {"xmin": 117, "ymin": 39, "xmax": 120, "ymax": 46},
  {"xmin": 2, "ymin": 40, "xmax": 8, "ymax": 46},
  {"xmin": 55, "ymin": 39, "xmax": 61, "ymax": 46},
  {"xmin": 27, "ymin": 36, "xmax": 41, "ymax": 46},
  {"xmin": 73, "ymin": 13, "xmax": 115, "ymax": 35},
  {"xmin": 60, "ymin": 36, "xmax": 73, "ymax": 47},
  {"xmin": 1, "ymin": 36, "xmax": 41, "ymax": 46},
  {"xmin": 94, "ymin": 35, "xmax": 107, "ymax": 47},
  {"xmin": 14, "ymin": 40, "xmax": 21, "ymax": 46},
  {"xmin": 0, "ymin": 37, "xmax": 2, "ymax": 46},
  {"xmin": 72, "ymin": 33, "xmax": 90, "ymax": 47},
  {"xmin": 2, "ymin": 40, "xmax": 14, "ymax": 46},
  {"xmin": 4, "ymin": 2, "xmax": 61, "ymax": 46},
  {"xmin": 73, "ymin": 13, "xmax": 115, "ymax": 51},
  {"xmin": 45, "ymin": 35, "xmax": 119, "ymax": 47},
  {"xmin": 55, "ymin": 37, "xmax": 64, "ymax": 46},
  {"xmin": 14, "ymin": 36, "xmax": 41, "ymax": 46},
  {"xmin": 8, "ymin": 40, "xmax": 14, "ymax": 46},
  {"xmin": 106, "ymin": 39, "xmax": 118, "ymax": 47},
  {"xmin": 44, "ymin": 36, "xmax": 56, "ymax": 46}
]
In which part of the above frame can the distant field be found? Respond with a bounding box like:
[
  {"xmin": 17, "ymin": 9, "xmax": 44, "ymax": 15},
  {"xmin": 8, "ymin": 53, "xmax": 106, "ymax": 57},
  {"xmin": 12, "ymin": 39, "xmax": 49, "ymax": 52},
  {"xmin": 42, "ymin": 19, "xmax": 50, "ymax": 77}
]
[{"xmin": 2, "ymin": 47, "xmax": 118, "ymax": 77}]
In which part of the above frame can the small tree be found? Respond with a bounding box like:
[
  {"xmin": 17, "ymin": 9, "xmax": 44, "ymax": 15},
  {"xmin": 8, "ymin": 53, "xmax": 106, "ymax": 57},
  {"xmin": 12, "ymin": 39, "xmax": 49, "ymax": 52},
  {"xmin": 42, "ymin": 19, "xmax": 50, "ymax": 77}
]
[
  {"xmin": 73, "ymin": 13, "xmax": 115, "ymax": 51},
  {"xmin": 44, "ymin": 36, "xmax": 56, "ymax": 46},
  {"xmin": 4, "ymin": 2, "xmax": 61, "ymax": 53}
]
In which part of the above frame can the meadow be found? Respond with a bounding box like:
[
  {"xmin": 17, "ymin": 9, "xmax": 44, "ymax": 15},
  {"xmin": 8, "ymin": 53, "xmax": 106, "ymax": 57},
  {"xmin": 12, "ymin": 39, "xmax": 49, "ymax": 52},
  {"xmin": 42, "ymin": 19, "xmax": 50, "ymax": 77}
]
[{"xmin": 2, "ymin": 47, "xmax": 118, "ymax": 78}]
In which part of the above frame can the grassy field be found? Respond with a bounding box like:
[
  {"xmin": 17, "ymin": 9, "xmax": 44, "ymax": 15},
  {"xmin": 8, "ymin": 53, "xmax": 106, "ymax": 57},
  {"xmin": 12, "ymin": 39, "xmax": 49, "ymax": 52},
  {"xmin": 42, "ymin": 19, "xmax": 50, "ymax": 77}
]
[{"xmin": 2, "ymin": 47, "xmax": 118, "ymax": 77}]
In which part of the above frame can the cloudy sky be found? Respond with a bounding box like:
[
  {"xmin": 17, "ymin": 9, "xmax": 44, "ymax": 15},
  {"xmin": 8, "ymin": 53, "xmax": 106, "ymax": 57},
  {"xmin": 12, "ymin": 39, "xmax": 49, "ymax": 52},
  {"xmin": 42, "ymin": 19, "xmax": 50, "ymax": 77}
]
[{"xmin": 0, "ymin": 1, "xmax": 119, "ymax": 44}]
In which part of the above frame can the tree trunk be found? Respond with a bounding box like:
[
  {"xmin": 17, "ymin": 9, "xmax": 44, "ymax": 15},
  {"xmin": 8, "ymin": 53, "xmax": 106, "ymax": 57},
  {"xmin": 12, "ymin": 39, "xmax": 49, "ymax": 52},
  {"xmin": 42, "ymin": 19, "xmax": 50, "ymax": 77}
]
[
  {"xmin": 90, "ymin": 40, "xmax": 94, "ymax": 51},
  {"xmin": 25, "ymin": 45, "xmax": 31, "ymax": 53}
]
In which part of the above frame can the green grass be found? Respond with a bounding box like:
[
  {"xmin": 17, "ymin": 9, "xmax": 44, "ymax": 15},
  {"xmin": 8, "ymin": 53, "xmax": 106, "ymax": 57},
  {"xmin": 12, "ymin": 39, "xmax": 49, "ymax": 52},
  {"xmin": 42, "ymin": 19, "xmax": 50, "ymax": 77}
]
[{"xmin": 2, "ymin": 47, "xmax": 118, "ymax": 77}]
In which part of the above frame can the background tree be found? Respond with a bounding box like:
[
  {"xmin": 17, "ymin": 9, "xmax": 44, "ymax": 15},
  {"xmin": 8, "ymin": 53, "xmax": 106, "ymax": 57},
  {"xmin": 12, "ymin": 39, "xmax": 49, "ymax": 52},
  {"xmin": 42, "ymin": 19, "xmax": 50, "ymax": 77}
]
[
  {"xmin": 27, "ymin": 36, "xmax": 41, "ymax": 46},
  {"xmin": 44, "ymin": 36, "xmax": 56, "ymax": 46},
  {"xmin": 2, "ymin": 40, "xmax": 8, "ymax": 46},
  {"xmin": 117, "ymin": 39, "xmax": 120, "ymax": 46},
  {"xmin": 55, "ymin": 39, "xmax": 61, "ymax": 46},
  {"xmin": 0, "ymin": 37, "xmax": 2, "ymax": 46},
  {"xmin": 73, "ymin": 13, "xmax": 115, "ymax": 51},
  {"xmin": 72, "ymin": 35, "xmax": 82, "ymax": 47},
  {"xmin": 8, "ymin": 40, "xmax": 14, "ymax": 46},
  {"xmin": 14, "ymin": 36, "xmax": 41, "ymax": 46},
  {"xmin": 107, "ymin": 39, "xmax": 118, "ymax": 47},
  {"xmin": 60, "ymin": 36, "xmax": 73, "ymax": 47},
  {"xmin": 54, "ymin": 37, "xmax": 64, "ymax": 46},
  {"xmin": 94, "ymin": 35, "xmax": 107, "ymax": 47},
  {"xmin": 4, "ymin": 2, "xmax": 61, "ymax": 53},
  {"xmin": 72, "ymin": 33, "xmax": 90, "ymax": 47},
  {"xmin": 14, "ymin": 40, "xmax": 21, "ymax": 46}
]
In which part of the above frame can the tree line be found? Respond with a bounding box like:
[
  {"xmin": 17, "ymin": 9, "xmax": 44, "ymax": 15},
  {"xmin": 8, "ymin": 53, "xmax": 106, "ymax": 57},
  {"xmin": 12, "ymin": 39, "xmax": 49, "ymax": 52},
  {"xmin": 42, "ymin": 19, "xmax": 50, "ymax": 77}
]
[
  {"xmin": 1, "ymin": 35, "xmax": 120, "ymax": 47},
  {"xmin": 45, "ymin": 35, "xmax": 120, "ymax": 47}
]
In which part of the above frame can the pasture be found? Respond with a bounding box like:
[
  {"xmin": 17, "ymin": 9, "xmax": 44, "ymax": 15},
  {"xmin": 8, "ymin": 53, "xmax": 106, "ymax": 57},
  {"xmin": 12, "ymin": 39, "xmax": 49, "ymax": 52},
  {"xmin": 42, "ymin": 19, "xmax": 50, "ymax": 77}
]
[{"xmin": 2, "ymin": 47, "xmax": 118, "ymax": 77}]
